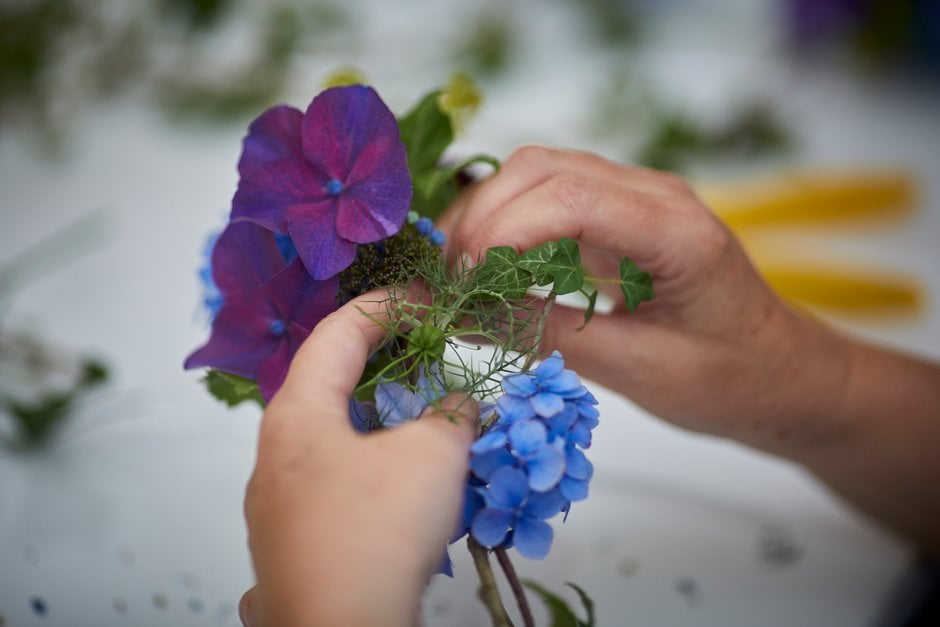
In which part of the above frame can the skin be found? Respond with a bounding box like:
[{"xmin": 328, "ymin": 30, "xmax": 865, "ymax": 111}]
[
  {"xmin": 240, "ymin": 146, "xmax": 940, "ymax": 625},
  {"xmin": 239, "ymin": 294, "xmax": 478, "ymax": 627},
  {"xmin": 441, "ymin": 145, "xmax": 940, "ymax": 556}
]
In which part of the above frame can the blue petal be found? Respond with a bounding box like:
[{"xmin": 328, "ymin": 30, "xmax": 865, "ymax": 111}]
[
  {"xmin": 375, "ymin": 382, "xmax": 426, "ymax": 427},
  {"xmin": 486, "ymin": 466, "xmax": 529, "ymax": 509},
  {"xmin": 530, "ymin": 391, "xmax": 565, "ymax": 418},
  {"xmin": 471, "ymin": 507, "xmax": 514, "ymax": 548},
  {"xmin": 416, "ymin": 363, "xmax": 447, "ymax": 404},
  {"xmin": 508, "ymin": 419, "xmax": 547, "ymax": 457},
  {"xmin": 544, "ymin": 404, "xmax": 578, "ymax": 440},
  {"xmin": 454, "ymin": 484, "xmax": 485, "ymax": 541},
  {"xmin": 522, "ymin": 488, "xmax": 567, "ymax": 519},
  {"xmin": 575, "ymin": 400, "xmax": 600, "ymax": 421},
  {"xmin": 496, "ymin": 393, "xmax": 536, "ymax": 423},
  {"xmin": 559, "ymin": 476, "xmax": 589, "ymax": 502},
  {"xmin": 568, "ymin": 420, "xmax": 593, "ymax": 448},
  {"xmin": 469, "ymin": 448, "xmax": 516, "ymax": 482},
  {"xmin": 470, "ymin": 429, "xmax": 508, "ymax": 454},
  {"xmin": 512, "ymin": 517, "xmax": 553, "ymax": 559},
  {"xmin": 533, "ymin": 351, "xmax": 564, "ymax": 380},
  {"xmin": 434, "ymin": 551, "xmax": 454, "ymax": 577},
  {"xmin": 348, "ymin": 398, "xmax": 377, "ymax": 433},
  {"xmin": 501, "ymin": 373, "xmax": 537, "ymax": 397},
  {"xmin": 565, "ymin": 446, "xmax": 593, "ymax": 480},
  {"xmin": 525, "ymin": 444, "xmax": 566, "ymax": 492},
  {"xmin": 543, "ymin": 369, "xmax": 581, "ymax": 394}
]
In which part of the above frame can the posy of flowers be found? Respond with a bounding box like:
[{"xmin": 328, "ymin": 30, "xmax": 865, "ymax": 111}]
[{"xmin": 185, "ymin": 76, "xmax": 655, "ymax": 625}]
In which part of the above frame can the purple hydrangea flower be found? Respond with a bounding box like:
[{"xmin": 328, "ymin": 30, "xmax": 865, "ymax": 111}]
[
  {"xmin": 184, "ymin": 221, "xmax": 339, "ymax": 401},
  {"xmin": 232, "ymin": 85, "xmax": 412, "ymax": 280}
]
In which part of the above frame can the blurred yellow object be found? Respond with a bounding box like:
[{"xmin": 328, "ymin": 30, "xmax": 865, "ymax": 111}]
[
  {"xmin": 759, "ymin": 265, "xmax": 922, "ymax": 316},
  {"xmin": 697, "ymin": 170, "xmax": 923, "ymax": 317},
  {"xmin": 700, "ymin": 171, "xmax": 917, "ymax": 229}
]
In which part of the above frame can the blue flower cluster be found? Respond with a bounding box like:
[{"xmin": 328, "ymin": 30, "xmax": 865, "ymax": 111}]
[{"xmin": 461, "ymin": 351, "xmax": 599, "ymax": 559}]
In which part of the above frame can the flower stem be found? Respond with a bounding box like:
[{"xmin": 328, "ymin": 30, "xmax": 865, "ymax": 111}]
[
  {"xmin": 521, "ymin": 292, "xmax": 556, "ymax": 372},
  {"xmin": 468, "ymin": 537, "xmax": 514, "ymax": 627},
  {"xmin": 495, "ymin": 547, "xmax": 534, "ymax": 627}
]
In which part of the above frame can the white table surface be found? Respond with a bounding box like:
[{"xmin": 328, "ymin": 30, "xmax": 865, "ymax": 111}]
[{"xmin": 2, "ymin": 1, "xmax": 938, "ymax": 625}]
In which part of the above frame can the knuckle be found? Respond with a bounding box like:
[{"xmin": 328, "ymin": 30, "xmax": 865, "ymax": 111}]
[
  {"xmin": 504, "ymin": 145, "xmax": 552, "ymax": 171},
  {"xmin": 547, "ymin": 173, "xmax": 599, "ymax": 220}
]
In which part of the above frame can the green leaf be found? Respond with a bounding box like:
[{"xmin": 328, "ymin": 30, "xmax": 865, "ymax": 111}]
[
  {"xmin": 576, "ymin": 289, "xmax": 599, "ymax": 331},
  {"xmin": 521, "ymin": 579, "xmax": 581, "ymax": 627},
  {"xmin": 565, "ymin": 582, "xmax": 596, "ymax": 627},
  {"xmin": 397, "ymin": 90, "xmax": 454, "ymax": 174},
  {"xmin": 470, "ymin": 246, "xmax": 532, "ymax": 300},
  {"xmin": 619, "ymin": 256, "xmax": 656, "ymax": 311},
  {"xmin": 541, "ymin": 238, "xmax": 584, "ymax": 295},
  {"xmin": 517, "ymin": 240, "xmax": 558, "ymax": 284},
  {"xmin": 202, "ymin": 370, "xmax": 265, "ymax": 408}
]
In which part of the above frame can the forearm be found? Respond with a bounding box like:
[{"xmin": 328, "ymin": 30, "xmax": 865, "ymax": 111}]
[{"xmin": 747, "ymin": 311, "xmax": 940, "ymax": 555}]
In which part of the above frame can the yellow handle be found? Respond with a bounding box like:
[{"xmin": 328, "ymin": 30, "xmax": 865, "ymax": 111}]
[{"xmin": 699, "ymin": 171, "xmax": 917, "ymax": 229}]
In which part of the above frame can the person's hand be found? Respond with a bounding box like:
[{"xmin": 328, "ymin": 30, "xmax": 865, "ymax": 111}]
[
  {"xmin": 441, "ymin": 146, "xmax": 852, "ymax": 449},
  {"xmin": 238, "ymin": 294, "xmax": 477, "ymax": 627}
]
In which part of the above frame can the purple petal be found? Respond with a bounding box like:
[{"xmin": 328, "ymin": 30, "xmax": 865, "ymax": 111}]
[
  {"xmin": 375, "ymin": 382, "xmax": 426, "ymax": 427},
  {"xmin": 525, "ymin": 445, "xmax": 565, "ymax": 492},
  {"xmin": 301, "ymin": 85, "xmax": 402, "ymax": 183},
  {"xmin": 530, "ymin": 391, "xmax": 565, "ymax": 418},
  {"xmin": 469, "ymin": 448, "xmax": 515, "ymax": 481},
  {"xmin": 512, "ymin": 517, "xmax": 553, "ymax": 559},
  {"xmin": 336, "ymin": 186, "xmax": 406, "ymax": 243},
  {"xmin": 257, "ymin": 339, "xmax": 292, "ymax": 402},
  {"xmin": 211, "ymin": 221, "xmax": 287, "ymax": 298},
  {"xmin": 565, "ymin": 446, "xmax": 593, "ymax": 481},
  {"xmin": 508, "ymin": 419, "xmax": 547, "ymax": 457},
  {"xmin": 286, "ymin": 203, "xmax": 358, "ymax": 279},
  {"xmin": 232, "ymin": 158, "xmax": 327, "ymax": 233},
  {"xmin": 470, "ymin": 429, "xmax": 508, "ymax": 454},
  {"xmin": 559, "ymin": 476, "xmax": 589, "ymax": 502},
  {"xmin": 534, "ymin": 351, "xmax": 564, "ymax": 380},
  {"xmin": 259, "ymin": 258, "xmax": 338, "ymax": 327},
  {"xmin": 471, "ymin": 508, "xmax": 513, "ymax": 548},
  {"xmin": 522, "ymin": 488, "xmax": 567, "ymax": 519},
  {"xmin": 238, "ymin": 105, "xmax": 304, "ymax": 177},
  {"xmin": 496, "ymin": 394, "xmax": 535, "ymax": 423},
  {"xmin": 184, "ymin": 303, "xmax": 276, "ymax": 380},
  {"xmin": 486, "ymin": 466, "xmax": 529, "ymax": 509},
  {"xmin": 501, "ymin": 373, "xmax": 537, "ymax": 397}
]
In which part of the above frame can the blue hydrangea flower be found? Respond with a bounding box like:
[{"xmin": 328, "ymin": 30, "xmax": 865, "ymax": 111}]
[
  {"xmin": 470, "ymin": 466, "xmax": 567, "ymax": 559},
  {"xmin": 463, "ymin": 350, "xmax": 600, "ymax": 559}
]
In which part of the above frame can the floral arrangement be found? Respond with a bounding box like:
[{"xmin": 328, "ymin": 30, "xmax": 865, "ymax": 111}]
[{"xmin": 184, "ymin": 75, "xmax": 655, "ymax": 624}]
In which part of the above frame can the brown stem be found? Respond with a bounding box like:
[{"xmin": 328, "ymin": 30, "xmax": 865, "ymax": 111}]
[
  {"xmin": 494, "ymin": 547, "xmax": 534, "ymax": 627},
  {"xmin": 521, "ymin": 292, "xmax": 556, "ymax": 372},
  {"xmin": 468, "ymin": 537, "xmax": 514, "ymax": 627}
]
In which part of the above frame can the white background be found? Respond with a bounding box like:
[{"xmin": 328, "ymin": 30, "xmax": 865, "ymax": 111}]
[{"xmin": 1, "ymin": 0, "xmax": 938, "ymax": 625}]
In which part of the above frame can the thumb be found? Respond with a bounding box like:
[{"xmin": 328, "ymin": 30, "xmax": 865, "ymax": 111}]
[{"xmin": 418, "ymin": 393, "xmax": 480, "ymax": 447}]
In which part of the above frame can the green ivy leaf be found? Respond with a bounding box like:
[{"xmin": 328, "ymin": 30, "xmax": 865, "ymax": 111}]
[
  {"xmin": 522, "ymin": 579, "xmax": 595, "ymax": 627},
  {"xmin": 202, "ymin": 370, "xmax": 264, "ymax": 408},
  {"xmin": 397, "ymin": 90, "xmax": 454, "ymax": 175},
  {"xmin": 619, "ymin": 256, "xmax": 656, "ymax": 311},
  {"xmin": 576, "ymin": 289, "xmax": 599, "ymax": 331},
  {"xmin": 517, "ymin": 240, "xmax": 558, "ymax": 285},
  {"xmin": 541, "ymin": 238, "xmax": 584, "ymax": 295},
  {"xmin": 471, "ymin": 246, "xmax": 531, "ymax": 299}
]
